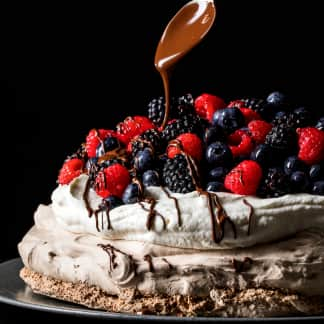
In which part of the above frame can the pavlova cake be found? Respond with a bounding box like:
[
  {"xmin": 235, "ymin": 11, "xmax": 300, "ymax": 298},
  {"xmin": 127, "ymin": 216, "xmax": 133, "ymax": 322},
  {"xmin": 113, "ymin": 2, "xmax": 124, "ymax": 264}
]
[{"xmin": 18, "ymin": 90, "xmax": 324, "ymax": 317}]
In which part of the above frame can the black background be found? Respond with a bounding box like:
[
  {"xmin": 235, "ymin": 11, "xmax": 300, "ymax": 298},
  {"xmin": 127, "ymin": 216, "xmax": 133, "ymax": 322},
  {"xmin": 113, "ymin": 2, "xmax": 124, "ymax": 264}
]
[{"xmin": 2, "ymin": 0, "xmax": 324, "ymax": 322}]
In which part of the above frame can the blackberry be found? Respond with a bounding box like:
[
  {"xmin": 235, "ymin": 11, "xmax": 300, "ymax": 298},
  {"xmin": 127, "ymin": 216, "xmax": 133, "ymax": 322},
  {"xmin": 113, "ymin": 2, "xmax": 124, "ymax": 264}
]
[
  {"xmin": 161, "ymin": 114, "xmax": 203, "ymax": 142},
  {"xmin": 162, "ymin": 154, "xmax": 196, "ymax": 193},
  {"xmin": 258, "ymin": 167, "xmax": 291, "ymax": 198},
  {"xmin": 241, "ymin": 98, "xmax": 265, "ymax": 112},
  {"xmin": 265, "ymin": 124, "xmax": 297, "ymax": 153},
  {"xmin": 272, "ymin": 112, "xmax": 298, "ymax": 129},
  {"xmin": 175, "ymin": 93, "xmax": 195, "ymax": 118},
  {"xmin": 241, "ymin": 97, "xmax": 280, "ymax": 121},
  {"xmin": 147, "ymin": 97, "xmax": 165, "ymax": 126},
  {"xmin": 131, "ymin": 129, "xmax": 164, "ymax": 159}
]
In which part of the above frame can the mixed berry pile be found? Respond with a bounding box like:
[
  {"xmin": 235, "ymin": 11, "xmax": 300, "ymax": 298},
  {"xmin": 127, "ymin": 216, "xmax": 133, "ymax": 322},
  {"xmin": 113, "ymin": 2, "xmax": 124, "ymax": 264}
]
[{"xmin": 58, "ymin": 91, "xmax": 324, "ymax": 209}]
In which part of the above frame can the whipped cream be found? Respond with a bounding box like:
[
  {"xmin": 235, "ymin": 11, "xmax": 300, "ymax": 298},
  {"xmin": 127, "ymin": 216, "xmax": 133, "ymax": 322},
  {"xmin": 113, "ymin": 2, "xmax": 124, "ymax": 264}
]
[
  {"xmin": 18, "ymin": 205, "xmax": 324, "ymax": 296},
  {"xmin": 51, "ymin": 174, "xmax": 324, "ymax": 250}
]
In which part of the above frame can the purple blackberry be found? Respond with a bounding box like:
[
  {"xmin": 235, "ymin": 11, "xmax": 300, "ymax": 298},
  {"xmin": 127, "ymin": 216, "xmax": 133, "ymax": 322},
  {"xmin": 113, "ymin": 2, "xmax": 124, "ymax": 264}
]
[
  {"xmin": 162, "ymin": 154, "xmax": 197, "ymax": 193},
  {"xmin": 148, "ymin": 97, "xmax": 165, "ymax": 126},
  {"xmin": 161, "ymin": 114, "xmax": 203, "ymax": 142},
  {"xmin": 258, "ymin": 167, "xmax": 291, "ymax": 198},
  {"xmin": 131, "ymin": 129, "xmax": 164, "ymax": 159}
]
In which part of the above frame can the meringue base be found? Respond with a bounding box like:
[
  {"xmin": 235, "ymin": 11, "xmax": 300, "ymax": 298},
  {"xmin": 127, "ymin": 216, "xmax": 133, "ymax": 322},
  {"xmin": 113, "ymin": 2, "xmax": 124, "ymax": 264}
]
[{"xmin": 20, "ymin": 267, "xmax": 324, "ymax": 317}]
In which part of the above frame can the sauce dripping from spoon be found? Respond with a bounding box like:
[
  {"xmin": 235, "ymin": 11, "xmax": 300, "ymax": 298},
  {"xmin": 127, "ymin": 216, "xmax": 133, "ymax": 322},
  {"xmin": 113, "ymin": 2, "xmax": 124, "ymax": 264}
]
[{"xmin": 154, "ymin": 0, "xmax": 216, "ymax": 129}]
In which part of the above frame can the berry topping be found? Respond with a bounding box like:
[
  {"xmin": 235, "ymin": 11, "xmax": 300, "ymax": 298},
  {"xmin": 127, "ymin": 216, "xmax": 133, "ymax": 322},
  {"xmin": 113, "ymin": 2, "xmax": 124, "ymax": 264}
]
[
  {"xmin": 194, "ymin": 93, "xmax": 226, "ymax": 122},
  {"xmin": 86, "ymin": 129, "xmax": 116, "ymax": 158},
  {"xmin": 250, "ymin": 144, "xmax": 273, "ymax": 167},
  {"xmin": 312, "ymin": 181, "xmax": 324, "ymax": 195},
  {"xmin": 204, "ymin": 125, "xmax": 225, "ymax": 145},
  {"xmin": 95, "ymin": 164, "xmax": 130, "ymax": 198},
  {"xmin": 205, "ymin": 142, "xmax": 233, "ymax": 166},
  {"xmin": 58, "ymin": 158, "xmax": 84, "ymax": 185},
  {"xmin": 248, "ymin": 120, "xmax": 272, "ymax": 144},
  {"xmin": 315, "ymin": 117, "xmax": 324, "ymax": 131},
  {"xmin": 167, "ymin": 133, "xmax": 203, "ymax": 161},
  {"xmin": 116, "ymin": 116, "xmax": 155, "ymax": 145},
  {"xmin": 163, "ymin": 154, "xmax": 196, "ymax": 193},
  {"xmin": 96, "ymin": 136, "xmax": 119, "ymax": 158},
  {"xmin": 212, "ymin": 107, "xmax": 245, "ymax": 134},
  {"xmin": 239, "ymin": 107, "xmax": 262, "ymax": 124},
  {"xmin": 104, "ymin": 195, "xmax": 124, "ymax": 210},
  {"xmin": 142, "ymin": 170, "xmax": 160, "ymax": 187},
  {"xmin": 290, "ymin": 171, "xmax": 310, "ymax": 193},
  {"xmin": 122, "ymin": 183, "xmax": 141, "ymax": 204},
  {"xmin": 284, "ymin": 156, "xmax": 306, "ymax": 175},
  {"xmin": 134, "ymin": 147, "xmax": 155, "ymax": 172},
  {"xmin": 297, "ymin": 127, "xmax": 324, "ymax": 165},
  {"xmin": 228, "ymin": 129, "xmax": 254, "ymax": 158},
  {"xmin": 206, "ymin": 181, "xmax": 226, "ymax": 192},
  {"xmin": 224, "ymin": 160, "xmax": 262, "ymax": 195}
]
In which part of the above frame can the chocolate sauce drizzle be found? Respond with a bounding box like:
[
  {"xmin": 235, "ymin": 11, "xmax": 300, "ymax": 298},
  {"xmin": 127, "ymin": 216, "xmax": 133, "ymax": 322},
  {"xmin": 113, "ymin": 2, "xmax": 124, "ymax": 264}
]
[
  {"xmin": 82, "ymin": 178, "xmax": 112, "ymax": 232},
  {"xmin": 166, "ymin": 142, "xmax": 237, "ymax": 244},
  {"xmin": 98, "ymin": 243, "xmax": 135, "ymax": 273},
  {"xmin": 139, "ymin": 199, "xmax": 166, "ymax": 231},
  {"xmin": 160, "ymin": 187, "xmax": 181, "ymax": 227},
  {"xmin": 231, "ymin": 257, "xmax": 253, "ymax": 273},
  {"xmin": 243, "ymin": 199, "xmax": 254, "ymax": 236},
  {"xmin": 144, "ymin": 254, "xmax": 154, "ymax": 272},
  {"xmin": 162, "ymin": 257, "xmax": 173, "ymax": 270}
]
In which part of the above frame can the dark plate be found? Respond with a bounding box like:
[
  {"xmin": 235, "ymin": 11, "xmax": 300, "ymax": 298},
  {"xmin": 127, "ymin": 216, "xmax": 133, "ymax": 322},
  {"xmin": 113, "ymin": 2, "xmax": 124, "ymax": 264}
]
[{"xmin": 0, "ymin": 258, "xmax": 323, "ymax": 322}]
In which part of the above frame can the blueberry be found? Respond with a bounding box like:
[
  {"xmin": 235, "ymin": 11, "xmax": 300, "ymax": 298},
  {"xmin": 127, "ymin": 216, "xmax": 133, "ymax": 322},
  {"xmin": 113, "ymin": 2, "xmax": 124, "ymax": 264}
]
[
  {"xmin": 212, "ymin": 107, "xmax": 245, "ymax": 134},
  {"xmin": 266, "ymin": 91, "xmax": 287, "ymax": 106},
  {"xmin": 315, "ymin": 117, "xmax": 324, "ymax": 131},
  {"xmin": 309, "ymin": 164, "xmax": 324, "ymax": 181},
  {"xmin": 250, "ymin": 144, "xmax": 272, "ymax": 167},
  {"xmin": 142, "ymin": 170, "xmax": 160, "ymax": 187},
  {"xmin": 312, "ymin": 181, "xmax": 324, "ymax": 195},
  {"xmin": 290, "ymin": 171, "xmax": 310, "ymax": 192},
  {"xmin": 104, "ymin": 195, "xmax": 123, "ymax": 210},
  {"xmin": 122, "ymin": 183, "xmax": 140, "ymax": 204},
  {"xmin": 134, "ymin": 148, "xmax": 154, "ymax": 172},
  {"xmin": 96, "ymin": 136, "xmax": 119, "ymax": 157},
  {"xmin": 205, "ymin": 142, "xmax": 233, "ymax": 166},
  {"xmin": 204, "ymin": 126, "xmax": 225, "ymax": 145},
  {"xmin": 206, "ymin": 181, "xmax": 226, "ymax": 192},
  {"xmin": 284, "ymin": 156, "xmax": 306, "ymax": 175},
  {"xmin": 208, "ymin": 167, "xmax": 228, "ymax": 182}
]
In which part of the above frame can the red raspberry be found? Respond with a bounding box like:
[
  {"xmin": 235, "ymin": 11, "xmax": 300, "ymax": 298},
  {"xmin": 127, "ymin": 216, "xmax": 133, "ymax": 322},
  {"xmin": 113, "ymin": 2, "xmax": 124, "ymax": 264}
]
[
  {"xmin": 228, "ymin": 130, "xmax": 254, "ymax": 157},
  {"xmin": 95, "ymin": 164, "xmax": 130, "ymax": 198},
  {"xmin": 228, "ymin": 100, "xmax": 245, "ymax": 108},
  {"xmin": 239, "ymin": 107, "xmax": 262, "ymax": 124},
  {"xmin": 167, "ymin": 133, "xmax": 203, "ymax": 161},
  {"xmin": 194, "ymin": 93, "xmax": 226, "ymax": 122},
  {"xmin": 86, "ymin": 129, "xmax": 116, "ymax": 158},
  {"xmin": 58, "ymin": 158, "xmax": 84, "ymax": 185},
  {"xmin": 224, "ymin": 160, "xmax": 262, "ymax": 195},
  {"xmin": 116, "ymin": 116, "xmax": 155, "ymax": 145},
  {"xmin": 297, "ymin": 127, "xmax": 324, "ymax": 165},
  {"xmin": 248, "ymin": 120, "xmax": 272, "ymax": 144}
]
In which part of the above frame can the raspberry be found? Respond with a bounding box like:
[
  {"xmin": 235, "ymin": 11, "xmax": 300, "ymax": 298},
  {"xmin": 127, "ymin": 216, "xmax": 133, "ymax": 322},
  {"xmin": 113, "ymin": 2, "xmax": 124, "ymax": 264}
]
[
  {"xmin": 239, "ymin": 107, "xmax": 262, "ymax": 124},
  {"xmin": 228, "ymin": 130, "xmax": 254, "ymax": 157},
  {"xmin": 58, "ymin": 158, "xmax": 84, "ymax": 185},
  {"xmin": 86, "ymin": 129, "xmax": 116, "ymax": 158},
  {"xmin": 248, "ymin": 120, "xmax": 272, "ymax": 144},
  {"xmin": 116, "ymin": 116, "xmax": 155, "ymax": 145},
  {"xmin": 167, "ymin": 133, "xmax": 203, "ymax": 161},
  {"xmin": 224, "ymin": 160, "xmax": 262, "ymax": 195},
  {"xmin": 297, "ymin": 127, "xmax": 324, "ymax": 165},
  {"xmin": 95, "ymin": 163, "xmax": 130, "ymax": 198},
  {"xmin": 194, "ymin": 93, "xmax": 226, "ymax": 122},
  {"xmin": 228, "ymin": 100, "xmax": 245, "ymax": 108}
]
